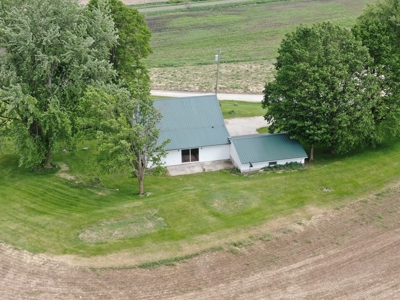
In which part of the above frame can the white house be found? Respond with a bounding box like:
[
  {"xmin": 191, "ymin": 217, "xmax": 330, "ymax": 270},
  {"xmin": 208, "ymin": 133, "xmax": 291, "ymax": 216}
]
[
  {"xmin": 154, "ymin": 95, "xmax": 231, "ymax": 167},
  {"xmin": 154, "ymin": 95, "xmax": 307, "ymax": 173}
]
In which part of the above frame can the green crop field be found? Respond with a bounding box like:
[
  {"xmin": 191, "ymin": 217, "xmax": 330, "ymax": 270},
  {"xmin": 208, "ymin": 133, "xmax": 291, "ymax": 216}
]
[
  {"xmin": 145, "ymin": 0, "xmax": 375, "ymax": 67},
  {"xmin": 145, "ymin": 0, "xmax": 379, "ymax": 93}
]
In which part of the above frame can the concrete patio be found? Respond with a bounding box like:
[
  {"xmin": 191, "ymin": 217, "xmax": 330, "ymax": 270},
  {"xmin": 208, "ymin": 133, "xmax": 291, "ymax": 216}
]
[{"xmin": 166, "ymin": 160, "xmax": 233, "ymax": 176}]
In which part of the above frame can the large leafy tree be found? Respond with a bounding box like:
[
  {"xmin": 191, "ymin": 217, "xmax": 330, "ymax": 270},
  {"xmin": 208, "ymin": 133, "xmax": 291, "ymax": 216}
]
[
  {"xmin": 79, "ymin": 74, "xmax": 169, "ymax": 196},
  {"xmin": 0, "ymin": 0, "xmax": 117, "ymax": 168},
  {"xmin": 83, "ymin": 0, "xmax": 167, "ymax": 195},
  {"xmin": 262, "ymin": 22, "xmax": 382, "ymax": 160},
  {"xmin": 88, "ymin": 0, "xmax": 152, "ymax": 81},
  {"xmin": 353, "ymin": 0, "xmax": 400, "ymax": 137}
]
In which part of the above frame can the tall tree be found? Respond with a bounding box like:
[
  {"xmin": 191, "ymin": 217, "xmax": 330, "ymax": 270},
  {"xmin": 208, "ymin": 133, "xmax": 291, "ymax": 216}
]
[
  {"xmin": 78, "ymin": 73, "xmax": 169, "ymax": 196},
  {"xmin": 262, "ymin": 22, "xmax": 382, "ymax": 160},
  {"xmin": 84, "ymin": 0, "xmax": 166, "ymax": 195},
  {"xmin": 88, "ymin": 0, "xmax": 152, "ymax": 81},
  {"xmin": 353, "ymin": 0, "xmax": 400, "ymax": 138},
  {"xmin": 0, "ymin": 0, "xmax": 117, "ymax": 168}
]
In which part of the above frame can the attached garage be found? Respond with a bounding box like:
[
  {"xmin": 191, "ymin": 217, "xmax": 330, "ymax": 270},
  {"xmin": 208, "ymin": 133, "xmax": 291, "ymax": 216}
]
[{"xmin": 230, "ymin": 133, "xmax": 308, "ymax": 172}]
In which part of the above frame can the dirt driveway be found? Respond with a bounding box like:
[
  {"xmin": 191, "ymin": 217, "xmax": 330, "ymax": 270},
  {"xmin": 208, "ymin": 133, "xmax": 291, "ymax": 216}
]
[{"xmin": 1, "ymin": 185, "xmax": 400, "ymax": 299}]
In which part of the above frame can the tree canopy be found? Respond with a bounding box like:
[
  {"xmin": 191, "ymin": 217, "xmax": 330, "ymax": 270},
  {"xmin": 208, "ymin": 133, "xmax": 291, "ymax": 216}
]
[
  {"xmin": 0, "ymin": 0, "xmax": 117, "ymax": 168},
  {"xmin": 88, "ymin": 0, "xmax": 152, "ymax": 81},
  {"xmin": 352, "ymin": 0, "xmax": 400, "ymax": 137},
  {"xmin": 83, "ymin": 0, "xmax": 167, "ymax": 195},
  {"xmin": 262, "ymin": 22, "xmax": 382, "ymax": 159},
  {"xmin": 79, "ymin": 75, "xmax": 169, "ymax": 196}
]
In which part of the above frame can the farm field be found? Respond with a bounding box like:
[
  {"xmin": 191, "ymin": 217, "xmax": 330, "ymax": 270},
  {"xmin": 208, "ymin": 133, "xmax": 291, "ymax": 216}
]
[
  {"xmin": 145, "ymin": 0, "xmax": 379, "ymax": 93},
  {"xmin": 1, "ymin": 183, "xmax": 399, "ymax": 298}
]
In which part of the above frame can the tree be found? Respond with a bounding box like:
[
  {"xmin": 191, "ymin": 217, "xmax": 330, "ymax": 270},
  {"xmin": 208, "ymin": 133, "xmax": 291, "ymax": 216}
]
[
  {"xmin": 352, "ymin": 0, "xmax": 400, "ymax": 138},
  {"xmin": 83, "ymin": 0, "xmax": 166, "ymax": 195},
  {"xmin": 87, "ymin": 0, "xmax": 152, "ymax": 82},
  {"xmin": 78, "ymin": 73, "xmax": 169, "ymax": 196},
  {"xmin": 0, "ymin": 0, "xmax": 117, "ymax": 168},
  {"xmin": 262, "ymin": 22, "xmax": 382, "ymax": 160}
]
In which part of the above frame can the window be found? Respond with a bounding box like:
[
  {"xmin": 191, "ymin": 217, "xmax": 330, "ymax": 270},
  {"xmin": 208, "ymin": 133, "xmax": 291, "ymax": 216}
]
[
  {"xmin": 181, "ymin": 148, "xmax": 199, "ymax": 163},
  {"xmin": 269, "ymin": 161, "xmax": 277, "ymax": 166}
]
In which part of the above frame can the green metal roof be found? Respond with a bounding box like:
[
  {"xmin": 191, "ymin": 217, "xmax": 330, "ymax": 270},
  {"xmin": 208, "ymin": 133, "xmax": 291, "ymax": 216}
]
[
  {"xmin": 231, "ymin": 133, "xmax": 308, "ymax": 164},
  {"xmin": 154, "ymin": 95, "xmax": 230, "ymax": 151}
]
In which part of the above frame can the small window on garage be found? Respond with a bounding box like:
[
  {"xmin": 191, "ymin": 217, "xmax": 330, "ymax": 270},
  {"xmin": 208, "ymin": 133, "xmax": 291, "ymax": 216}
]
[{"xmin": 269, "ymin": 161, "xmax": 277, "ymax": 166}]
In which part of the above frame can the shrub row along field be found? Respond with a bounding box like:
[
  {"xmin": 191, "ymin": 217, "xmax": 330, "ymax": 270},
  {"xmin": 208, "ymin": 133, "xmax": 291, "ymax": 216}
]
[
  {"xmin": 144, "ymin": 0, "xmax": 378, "ymax": 93},
  {"xmin": 1, "ymin": 137, "xmax": 400, "ymax": 266}
]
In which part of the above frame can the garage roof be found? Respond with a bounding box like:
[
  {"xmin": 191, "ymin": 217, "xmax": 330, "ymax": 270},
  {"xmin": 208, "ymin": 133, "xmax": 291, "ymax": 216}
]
[
  {"xmin": 154, "ymin": 95, "xmax": 230, "ymax": 150},
  {"xmin": 231, "ymin": 133, "xmax": 308, "ymax": 164}
]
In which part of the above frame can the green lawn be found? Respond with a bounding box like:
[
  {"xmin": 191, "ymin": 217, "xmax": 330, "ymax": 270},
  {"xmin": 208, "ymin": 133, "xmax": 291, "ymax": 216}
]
[
  {"xmin": 1, "ymin": 138, "xmax": 400, "ymax": 264},
  {"xmin": 256, "ymin": 126, "xmax": 269, "ymax": 133},
  {"xmin": 220, "ymin": 100, "xmax": 264, "ymax": 118}
]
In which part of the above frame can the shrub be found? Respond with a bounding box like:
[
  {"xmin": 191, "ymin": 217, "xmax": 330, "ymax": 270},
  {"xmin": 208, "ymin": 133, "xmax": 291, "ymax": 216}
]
[{"xmin": 262, "ymin": 162, "xmax": 303, "ymax": 173}]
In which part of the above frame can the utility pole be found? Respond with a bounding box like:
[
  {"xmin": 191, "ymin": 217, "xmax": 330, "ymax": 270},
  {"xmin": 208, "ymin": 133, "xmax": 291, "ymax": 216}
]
[{"xmin": 215, "ymin": 49, "xmax": 221, "ymax": 96}]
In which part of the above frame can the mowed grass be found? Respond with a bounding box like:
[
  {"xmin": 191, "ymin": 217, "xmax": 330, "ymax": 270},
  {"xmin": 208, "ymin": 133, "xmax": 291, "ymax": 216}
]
[
  {"xmin": 220, "ymin": 100, "xmax": 264, "ymax": 118},
  {"xmin": 1, "ymin": 138, "xmax": 400, "ymax": 263},
  {"xmin": 257, "ymin": 126, "xmax": 269, "ymax": 133},
  {"xmin": 144, "ymin": 0, "xmax": 378, "ymax": 68}
]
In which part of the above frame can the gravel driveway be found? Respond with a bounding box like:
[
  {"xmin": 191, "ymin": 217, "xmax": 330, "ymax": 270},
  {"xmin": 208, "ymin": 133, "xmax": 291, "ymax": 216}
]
[{"xmin": 224, "ymin": 116, "xmax": 269, "ymax": 136}]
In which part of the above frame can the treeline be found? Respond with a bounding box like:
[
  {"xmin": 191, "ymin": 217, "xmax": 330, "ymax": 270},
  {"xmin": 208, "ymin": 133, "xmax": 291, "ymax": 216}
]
[
  {"xmin": 262, "ymin": 0, "xmax": 400, "ymax": 160},
  {"xmin": 0, "ymin": 0, "xmax": 167, "ymax": 195}
]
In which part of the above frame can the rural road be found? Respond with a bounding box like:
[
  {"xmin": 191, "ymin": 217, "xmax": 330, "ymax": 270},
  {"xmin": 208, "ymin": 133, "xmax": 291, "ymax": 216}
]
[{"xmin": 152, "ymin": 90, "xmax": 263, "ymax": 102}]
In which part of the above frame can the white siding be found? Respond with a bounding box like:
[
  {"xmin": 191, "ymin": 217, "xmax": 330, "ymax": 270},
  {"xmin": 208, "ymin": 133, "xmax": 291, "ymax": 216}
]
[
  {"xmin": 229, "ymin": 142, "xmax": 242, "ymax": 169},
  {"xmin": 235, "ymin": 157, "xmax": 305, "ymax": 173},
  {"xmin": 199, "ymin": 145, "xmax": 230, "ymax": 162},
  {"xmin": 153, "ymin": 143, "xmax": 305, "ymax": 170},
  {"xmin": 156, "ymin": 144, "xmax": 230, "ymax": 167},
  {"xmin": 162, "ymin": 150, "xmax": 182, "ymax": 166}
]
